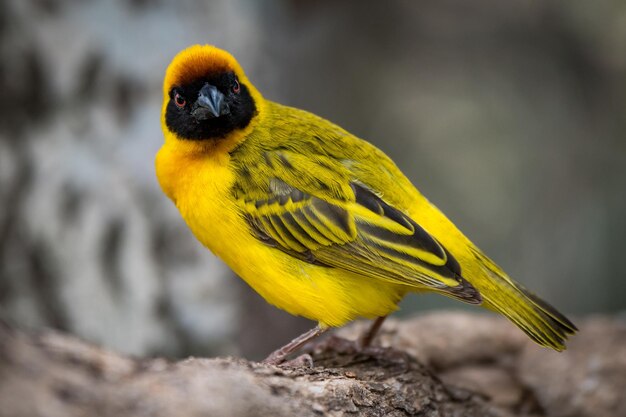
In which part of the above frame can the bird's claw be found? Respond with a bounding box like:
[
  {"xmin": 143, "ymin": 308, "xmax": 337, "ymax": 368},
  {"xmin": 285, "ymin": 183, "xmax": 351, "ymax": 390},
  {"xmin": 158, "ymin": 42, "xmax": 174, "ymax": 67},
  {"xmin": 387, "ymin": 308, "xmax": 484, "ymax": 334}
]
[{"xmin": 262, "ymin": 353, "xmax": 314, "ymax": 368}]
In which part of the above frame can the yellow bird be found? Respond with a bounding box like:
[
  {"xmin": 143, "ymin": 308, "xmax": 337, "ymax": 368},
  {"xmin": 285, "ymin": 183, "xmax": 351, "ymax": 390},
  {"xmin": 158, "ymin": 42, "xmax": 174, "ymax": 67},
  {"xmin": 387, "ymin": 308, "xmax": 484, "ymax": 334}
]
[{"xmin": 157, "ymin": 45, "xmax": 576, "ymax": 364}]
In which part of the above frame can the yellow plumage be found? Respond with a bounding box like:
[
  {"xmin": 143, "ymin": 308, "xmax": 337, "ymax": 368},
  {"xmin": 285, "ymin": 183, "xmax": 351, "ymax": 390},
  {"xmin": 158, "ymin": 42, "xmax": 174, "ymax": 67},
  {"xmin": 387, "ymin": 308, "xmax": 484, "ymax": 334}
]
[{"xmin": 157, "ymin": 45, "xmax": 576, "ymax": 357}]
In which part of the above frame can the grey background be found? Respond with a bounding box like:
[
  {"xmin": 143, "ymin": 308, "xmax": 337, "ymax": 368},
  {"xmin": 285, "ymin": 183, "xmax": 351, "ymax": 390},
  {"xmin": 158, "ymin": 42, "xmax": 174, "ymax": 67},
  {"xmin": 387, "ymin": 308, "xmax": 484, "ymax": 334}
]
[{"xmin": 0, "ymin": 0, "xmax": 624, "ymax": 360}]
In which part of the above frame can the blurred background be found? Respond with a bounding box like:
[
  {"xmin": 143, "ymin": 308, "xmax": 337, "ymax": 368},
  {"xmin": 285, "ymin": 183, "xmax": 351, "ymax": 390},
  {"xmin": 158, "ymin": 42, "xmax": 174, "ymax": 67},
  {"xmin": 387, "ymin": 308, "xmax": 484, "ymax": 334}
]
[{"xmin": 0, "ymin": 0, "xmax": 625, "ymax": 361}]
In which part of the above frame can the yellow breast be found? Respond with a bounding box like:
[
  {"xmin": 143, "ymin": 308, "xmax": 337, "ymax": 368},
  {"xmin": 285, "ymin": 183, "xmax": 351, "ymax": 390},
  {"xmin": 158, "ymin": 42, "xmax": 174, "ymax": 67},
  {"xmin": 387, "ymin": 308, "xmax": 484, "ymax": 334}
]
[{"xmin": 155, "ymin": 141, "xmax": 405, "ymax": 327}]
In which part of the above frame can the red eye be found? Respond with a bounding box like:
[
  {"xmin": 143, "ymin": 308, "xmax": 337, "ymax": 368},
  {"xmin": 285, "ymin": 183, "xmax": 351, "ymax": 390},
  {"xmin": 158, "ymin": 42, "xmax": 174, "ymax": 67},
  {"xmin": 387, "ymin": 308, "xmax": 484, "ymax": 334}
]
[
  {"xmin": 232, "ymin": 79, "xmax": 240, "ymax": 94},
  {"xmin": 174, "ymin": 92, "xmax": 186, "ymax": 108}
]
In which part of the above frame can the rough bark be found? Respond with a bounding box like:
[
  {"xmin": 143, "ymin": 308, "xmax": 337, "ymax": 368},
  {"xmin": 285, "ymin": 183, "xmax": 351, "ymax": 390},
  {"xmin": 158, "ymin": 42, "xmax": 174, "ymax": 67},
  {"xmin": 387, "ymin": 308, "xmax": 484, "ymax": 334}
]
[{"xmin": 1, "ymin": 312, "xmax": 624, "ymax": 417}]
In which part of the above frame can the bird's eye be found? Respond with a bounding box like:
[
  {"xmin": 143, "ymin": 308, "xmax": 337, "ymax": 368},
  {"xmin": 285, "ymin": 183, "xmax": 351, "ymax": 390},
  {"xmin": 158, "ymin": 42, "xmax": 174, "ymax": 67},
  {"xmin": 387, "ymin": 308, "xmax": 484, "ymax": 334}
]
[
  {"xmin": 232, "ymin": 79, "xmax": 241, "ymax": 94},
  {"xmin": 174, "ymin": 92, "xmax": 186, "ymax": 108}
]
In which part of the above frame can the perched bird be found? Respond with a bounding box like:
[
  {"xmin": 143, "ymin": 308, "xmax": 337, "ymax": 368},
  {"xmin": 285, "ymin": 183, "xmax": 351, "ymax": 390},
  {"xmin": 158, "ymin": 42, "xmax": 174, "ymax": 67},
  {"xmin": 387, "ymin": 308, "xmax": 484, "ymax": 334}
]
[{"xmin": 157, "ymin": 45, "xmax": 576, "ymax": 364}]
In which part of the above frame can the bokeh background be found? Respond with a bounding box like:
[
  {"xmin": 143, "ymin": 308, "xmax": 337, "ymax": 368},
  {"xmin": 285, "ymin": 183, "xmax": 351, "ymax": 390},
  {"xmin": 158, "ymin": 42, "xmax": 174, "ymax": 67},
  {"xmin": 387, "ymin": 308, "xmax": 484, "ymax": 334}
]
[{"xmin": 1, "ymin": 0, "xmax": 625, "ymax": 361}]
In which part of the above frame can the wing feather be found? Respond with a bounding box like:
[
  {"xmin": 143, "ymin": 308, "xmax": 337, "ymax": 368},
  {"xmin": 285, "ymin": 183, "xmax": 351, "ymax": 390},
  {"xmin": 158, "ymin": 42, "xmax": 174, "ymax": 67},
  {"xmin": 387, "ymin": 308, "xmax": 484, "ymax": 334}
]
[{"xmin": 235, "ymin": 151, "xmax": 481, "ymax": 304}]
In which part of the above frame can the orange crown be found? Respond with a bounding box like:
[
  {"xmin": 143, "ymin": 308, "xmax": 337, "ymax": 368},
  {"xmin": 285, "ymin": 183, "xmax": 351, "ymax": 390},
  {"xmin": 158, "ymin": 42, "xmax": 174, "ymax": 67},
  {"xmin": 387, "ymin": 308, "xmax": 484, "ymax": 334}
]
[{"xmin": 163, "ymin": 45, "xmax": 247, "ymax": 93}]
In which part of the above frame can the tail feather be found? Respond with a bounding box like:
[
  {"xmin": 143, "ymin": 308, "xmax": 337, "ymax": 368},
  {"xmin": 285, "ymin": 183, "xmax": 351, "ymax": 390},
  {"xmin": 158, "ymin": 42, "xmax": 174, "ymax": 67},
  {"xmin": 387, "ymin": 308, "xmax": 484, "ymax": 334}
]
[
  {"xmin": 522, "ymin": 288, "xmax": 578, "ymax": 334},
  {"xmin": 482, "ymin": 284, "xmax": 576, "ymax": 350},
  {"xmin": 469, "ymin": 248, "xmax": 577, "ymax": 351}
]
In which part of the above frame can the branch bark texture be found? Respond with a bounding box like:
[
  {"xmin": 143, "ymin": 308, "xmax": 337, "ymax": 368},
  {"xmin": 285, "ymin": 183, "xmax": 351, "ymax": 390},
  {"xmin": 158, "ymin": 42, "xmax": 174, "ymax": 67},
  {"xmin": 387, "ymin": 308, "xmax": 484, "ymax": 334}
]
[{"xmin": 0, "ymin": 312, "xmax": 623, "ymax": 417}]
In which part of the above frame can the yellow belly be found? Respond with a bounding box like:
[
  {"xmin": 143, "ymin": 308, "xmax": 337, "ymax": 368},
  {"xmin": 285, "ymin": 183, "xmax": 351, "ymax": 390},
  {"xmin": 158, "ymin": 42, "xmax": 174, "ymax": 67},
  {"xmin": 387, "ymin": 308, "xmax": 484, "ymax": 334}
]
[{"xmin": 156, "ymin": 144, "xmax": 405, "ymax": 327}]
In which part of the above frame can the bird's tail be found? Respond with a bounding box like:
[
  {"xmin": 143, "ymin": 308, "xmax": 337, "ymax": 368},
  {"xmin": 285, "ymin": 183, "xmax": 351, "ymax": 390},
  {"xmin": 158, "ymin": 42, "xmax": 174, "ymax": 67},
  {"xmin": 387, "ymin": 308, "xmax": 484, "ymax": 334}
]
[{"xmin": 469, "ymin": 248, "xmax": 577, "ymax": 351}]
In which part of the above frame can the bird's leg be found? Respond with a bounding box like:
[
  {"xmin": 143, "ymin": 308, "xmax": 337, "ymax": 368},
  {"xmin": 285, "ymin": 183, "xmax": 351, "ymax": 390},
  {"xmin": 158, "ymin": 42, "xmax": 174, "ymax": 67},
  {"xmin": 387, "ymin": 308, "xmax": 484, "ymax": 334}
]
[
  {"xmin": 262, "ymin": 325, "xmax": 329, "ymax": 365},
  {"xmin": 359, "ymin": 315, "xmax": 387, "ymax": 348}
]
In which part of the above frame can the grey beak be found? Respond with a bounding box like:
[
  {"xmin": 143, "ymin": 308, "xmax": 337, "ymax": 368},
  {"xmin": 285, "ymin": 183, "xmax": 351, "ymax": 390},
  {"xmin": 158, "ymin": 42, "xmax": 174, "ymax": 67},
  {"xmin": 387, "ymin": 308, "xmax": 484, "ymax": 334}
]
[{"xmin": 192, "ymin": 84, "xmax": 230, "ymax": 120}]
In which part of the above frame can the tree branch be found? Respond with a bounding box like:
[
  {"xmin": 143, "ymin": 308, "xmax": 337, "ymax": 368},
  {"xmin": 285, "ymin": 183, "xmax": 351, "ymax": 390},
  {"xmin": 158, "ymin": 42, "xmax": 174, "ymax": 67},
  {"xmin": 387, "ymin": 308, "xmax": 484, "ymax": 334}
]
[{"xmin": 0, "ymin": 312, "xmax": 623, "ymax": 417}]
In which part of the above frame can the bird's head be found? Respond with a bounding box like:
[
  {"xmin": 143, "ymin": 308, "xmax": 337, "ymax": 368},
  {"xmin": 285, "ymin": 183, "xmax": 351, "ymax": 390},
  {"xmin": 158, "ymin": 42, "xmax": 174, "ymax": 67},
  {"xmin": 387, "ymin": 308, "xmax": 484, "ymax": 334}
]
[{"xmin": 161, "ymin": 45, "xmax": 261, "ymax": 144}]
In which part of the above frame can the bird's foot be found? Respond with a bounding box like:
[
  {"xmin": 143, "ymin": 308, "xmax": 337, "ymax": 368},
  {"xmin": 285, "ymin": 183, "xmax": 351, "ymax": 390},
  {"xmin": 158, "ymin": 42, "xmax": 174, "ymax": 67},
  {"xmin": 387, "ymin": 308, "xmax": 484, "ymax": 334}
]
[
  {"xmin": 276, "ymin": 353, "xmax": 314, "ymax": 368},
  {"xmin": 261, "ymin": 325, "xmax": 328, "ymax": 366},
  {"xmin": 262, "ymin": 351, "xmax": 316, "ymax": 368}
]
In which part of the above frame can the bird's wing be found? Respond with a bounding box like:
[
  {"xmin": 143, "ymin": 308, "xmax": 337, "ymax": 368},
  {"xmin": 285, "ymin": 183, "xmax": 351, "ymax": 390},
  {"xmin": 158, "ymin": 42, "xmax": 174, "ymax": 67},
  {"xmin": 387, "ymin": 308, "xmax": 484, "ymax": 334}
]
[{"xmin": 233, "ymin": 149, "xmax": 481, "ymax": 303}]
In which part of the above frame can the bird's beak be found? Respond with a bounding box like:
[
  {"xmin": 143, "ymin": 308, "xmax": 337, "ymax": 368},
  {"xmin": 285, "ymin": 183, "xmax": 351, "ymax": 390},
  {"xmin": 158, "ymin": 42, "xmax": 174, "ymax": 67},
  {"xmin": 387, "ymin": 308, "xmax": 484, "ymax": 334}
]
[{"xmin": 192, "ymin": 83, "xmax": 230, "ymax": 120}]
